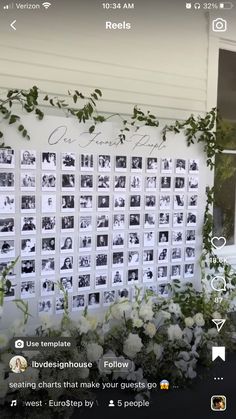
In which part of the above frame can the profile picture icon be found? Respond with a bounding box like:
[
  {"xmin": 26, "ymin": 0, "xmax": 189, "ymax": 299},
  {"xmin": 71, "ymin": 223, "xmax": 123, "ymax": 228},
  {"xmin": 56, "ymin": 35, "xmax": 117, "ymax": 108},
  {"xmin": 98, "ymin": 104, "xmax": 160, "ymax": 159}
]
[
  {"xmin": 9, "ymin": 356, "xmax": 28, "ymax": 373},
  {"xmin": 211, "ymin": 395, "xmax": 226, "ymax": 411}
]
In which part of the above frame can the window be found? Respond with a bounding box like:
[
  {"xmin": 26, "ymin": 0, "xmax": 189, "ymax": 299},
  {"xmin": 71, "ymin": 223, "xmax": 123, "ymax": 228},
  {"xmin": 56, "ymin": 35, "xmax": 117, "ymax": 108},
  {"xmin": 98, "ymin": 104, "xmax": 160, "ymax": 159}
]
[{"xmin": 213, "ymin": 49, "xmax": 236, "ymax": 245}]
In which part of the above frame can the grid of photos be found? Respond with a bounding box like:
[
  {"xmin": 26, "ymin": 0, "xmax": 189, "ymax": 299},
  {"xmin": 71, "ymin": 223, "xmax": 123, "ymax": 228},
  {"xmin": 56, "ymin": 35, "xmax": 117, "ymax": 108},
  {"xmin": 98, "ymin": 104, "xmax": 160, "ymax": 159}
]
[{"xmin": 0, "ymin": 150, "xmax": 200, "ymax": 314}]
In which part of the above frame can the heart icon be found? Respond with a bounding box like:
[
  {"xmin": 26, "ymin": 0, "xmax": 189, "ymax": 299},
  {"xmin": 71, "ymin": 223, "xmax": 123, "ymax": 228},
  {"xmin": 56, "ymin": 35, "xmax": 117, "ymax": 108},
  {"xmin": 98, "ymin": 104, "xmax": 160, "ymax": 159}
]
[{"xmin": 211, "ymin": 236, "xmax": 226, "ymax": 250}]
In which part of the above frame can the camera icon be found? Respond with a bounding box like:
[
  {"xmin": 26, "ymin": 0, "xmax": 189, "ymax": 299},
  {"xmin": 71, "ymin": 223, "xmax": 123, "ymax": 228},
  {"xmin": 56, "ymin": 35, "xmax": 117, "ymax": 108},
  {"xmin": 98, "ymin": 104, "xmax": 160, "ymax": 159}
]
[
  {"xmin": 212, "ymin": 18, "xmax": 227, "ymax": 32},
  {"xmin": 15, "ymin": 339, "xmax": 24, "ymax": 349}
]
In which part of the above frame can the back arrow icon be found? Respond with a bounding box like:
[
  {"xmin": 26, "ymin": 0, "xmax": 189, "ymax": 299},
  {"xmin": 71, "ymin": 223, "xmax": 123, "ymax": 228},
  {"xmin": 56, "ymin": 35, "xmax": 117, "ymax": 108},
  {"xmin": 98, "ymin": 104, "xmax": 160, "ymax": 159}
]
[{"xmin": 10, "ymin": 20, "xmax": 16, "ymax": 30}]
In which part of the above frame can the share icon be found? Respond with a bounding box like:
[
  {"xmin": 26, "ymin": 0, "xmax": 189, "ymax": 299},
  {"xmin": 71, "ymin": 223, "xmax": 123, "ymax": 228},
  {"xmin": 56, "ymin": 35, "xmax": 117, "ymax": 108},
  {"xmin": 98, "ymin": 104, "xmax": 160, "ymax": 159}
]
[{"xmin": 212, "ymin": 319, "xmax": 226, "ymax": 333}]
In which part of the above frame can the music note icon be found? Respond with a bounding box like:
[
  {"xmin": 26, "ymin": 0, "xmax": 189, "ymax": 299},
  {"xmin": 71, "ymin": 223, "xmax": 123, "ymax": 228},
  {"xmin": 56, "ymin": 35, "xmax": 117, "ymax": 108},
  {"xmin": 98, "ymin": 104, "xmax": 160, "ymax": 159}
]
[{"xmin": 10, "ymin": 400, "xmax": 17, "ymax": 407}]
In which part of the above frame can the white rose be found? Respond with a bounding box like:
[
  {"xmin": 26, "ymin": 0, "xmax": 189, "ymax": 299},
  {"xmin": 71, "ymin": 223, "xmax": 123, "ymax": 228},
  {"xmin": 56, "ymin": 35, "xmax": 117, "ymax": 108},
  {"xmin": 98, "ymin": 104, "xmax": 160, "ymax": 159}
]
[
  {"xmin": 185, "ymin": 317, "xmax": 194, "ymax": 328},
  {"xmin": 86, "ymin": 343, "xmax": 103, "ymax": 362},
  {"xmin": 139, "ymin": 302, "xmax": 154, "ymax": 321},
  {"xmin": 167, "ymin": 324, "xmax": 183, "ymax": 341},
  {"xmin": 169, "ymin": 303, "xmax": 182, "ymax": 317},
  {"xmin": 111, "ymin": 300, "xmax": 132, "ymax": 320},
  {"xmin": 153, "ymin": 343, "xmax": 163, "ymax": 360},
  {"xmin": 123, "ymin": 333, "xmax": 143, "ymax": 358},
  {"xmin": 78, "ymin": 316, "xmax": 91, "ymax": 334},
  {"xmin": 144, "ymin": 322, "xmax": 156, "ymax": 338},
  {"xmin": 194, "ymin": 313, "xmax": 205, "ymax": 327},
  {"xmin": 133, "ymin": 317, "xmax": 143, "ymax": 328},
  {"xmin": 179, "ymin": 351, "xmax": 190, "ymax": 362}
]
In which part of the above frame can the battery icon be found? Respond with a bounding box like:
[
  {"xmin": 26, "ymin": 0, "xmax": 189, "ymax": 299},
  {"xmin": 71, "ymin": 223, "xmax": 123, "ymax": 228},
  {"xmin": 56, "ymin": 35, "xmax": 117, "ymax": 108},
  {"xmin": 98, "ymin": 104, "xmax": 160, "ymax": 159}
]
[{"xmin": 219, "ymin": 2, "xmax": 233, "ymax": 9}]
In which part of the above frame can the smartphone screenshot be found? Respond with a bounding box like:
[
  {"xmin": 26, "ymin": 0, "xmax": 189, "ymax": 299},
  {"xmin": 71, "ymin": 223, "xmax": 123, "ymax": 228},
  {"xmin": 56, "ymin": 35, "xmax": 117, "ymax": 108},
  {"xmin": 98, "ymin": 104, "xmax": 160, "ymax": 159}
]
[{"xmin": 0, "ymin": 1, "xmax": 235, "ymax": 418}]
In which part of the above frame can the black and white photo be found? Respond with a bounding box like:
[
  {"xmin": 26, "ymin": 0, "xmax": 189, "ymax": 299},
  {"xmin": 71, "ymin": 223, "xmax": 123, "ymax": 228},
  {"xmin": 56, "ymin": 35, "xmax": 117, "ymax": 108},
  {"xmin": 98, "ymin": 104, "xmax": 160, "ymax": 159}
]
[
  {"xmin": 145, "ymin": 195, "xmax": 156, "ymax": 209},
  {"xmin": 56, "ymin": 297, "xmax": 66, "ymax": 314},
  {"xmin": 143, "ymin": 267, "xmax": 154, "ymax": 283},
  {"xmin": 21, "ymin": 216, "xmax": 36, "ymax": 234},
  {"xmin": 60, "ymin": 276, "xmax": 73, "ymax": 292},
  {"xmin": 42, "ymin": 216, "xmax": 56, "ymax": 233},
  {"xmin": 131, "ymin": 156, "xmax": 142, "ymax": 171},
  {"xmin": 21, "ymin": 238, "xmax": 36, "ymax": 255},
  {"xmin": 42, "ymin": 152, "xmax": 56, "ymax": 170},
  {"xmin": 103, "ymin": 291, "xmax": 115, "ymax": 306},
  {"xmin": 97, "ymin": 214, "xmax": 109, "ymax": 230},
  {"xmin": 78, "ymin": 274, "xmax": 91, "ymax": 290},
  {"xmin": 172, "ymin": 230, "xmax": 183, "ymax": 245},
  {"xmin": 114, "ymin": 175, "xmax": 126, "ymax": 191},
  {"xmin": 112, "ymin": 252, "xmax": 124, "ymax": 267},
  {"xmin": 97, "ymin": 175, "xmax": 110, "ymax": 190},
  {"xmin": 144, "ymin": 213, "xmax": 155, "ymax": 228},
  {"xmin": 114, "ymin": 195, "xmax": 126, "ymax": 210},
  {"xmin": 78, "ymin": 255, "xmax": 91, "ymax": 270},
  {"xmin": 96, "ymin": 253, "xmax": 108, "ymax": 268},
  {"xmin": 21, "ymin": 259, "xmax": 35, "ymax": 277},
  {"xmin": 60, "ymin": 256, "xmax": 73, "ymax": 272},
  {"xmin": 161, "ymin": 176, "xmax": 171, "ymax": 191},
  {"xmin": 62, "ymin": 152, "xmax": 76, "ymax": 170},
  {"xmin": 0, "ymin": 195, "xmax": 15, "ymax": 213},
  {"xmin": 62, "ymin": 174, "xmax": 75, "ymax": 190},
  {"xmin": 144, "ymin": 231, "xmax": 154, "ymax": 246},
  {"xmin": 159, "ymin": 194, "xmax": 171, "ymax": 210},
  {"xmin": 130, "ymin": 175, "xmax": 142, "ymax": 191},
  {"xmin": 128, "ymin": 268, "xmax": 139, "ymax": 284},
  {"xmin": 158, "ymin": 248, "xmax": 169, "ymax": 263},
  {"xmin": 185, "ymin": 246, "xmax": 196, "ymax": 261},
  {"xmin": 79, "ymin": 235, "xmax": 92, "ymax": 251},
  {"xmin": 187, "ymin": 212, "xmax": 197, "ymax": 226},
  {"xmin": 128, "ymin": 232, "xmax": 140, "ymax": 248},
  {"xmin": 130, "ymin": 195, "xmax": 141, "ymax": 209},
  {"xmin": 38, "ymin": 299, "xmax": 53, "ymax": 315},
  {"xmin": 0, "ymin": 149, "xmax": 14, "ymax": 168},
  {"xmin": 0, "ymin": 172, "xmax": 14, "ymax": 190},
  {"xmin": 186, "ymin": 229, "xmax": 196, "ymax": 243},
  {"xmin": 80, "ymin": 154, "xmax": 93, "ymax": 171},
  {"xmin": 113, "ymin": 232, "xmax": 124, "ymax": 248},
  {"xmin": 173, "ymin": 212, "xmax": 184, "ymax": 227},
  {"xmin": 42, "ymin": 173, "xmax": 56, "ymax": 190},
  {"xmin": 60, "ymin": 236, "xmax": 73, "ymax": 253},
  {"xmin": 41, "ymin": 258, "xmax": 55, "ymax": 275},
  {"xmin": 115, "ymin": 156, "xmax": 127, "ymax": 171},
  {"xmin": 80, "ymin": 195, "xmax": 92, "ymax": 210},
  {"xmin": 42, "ymin": 237, "xmax": 56, "ymax": 254},
  {"xmin": 175, "ymin": 159, "xmax": 186, "ymax": 173},
  {"xmin": 143, "ymin": 249, "xmax": 154, "ymax": 263},
  {"xmin": 184, "ymin": 263, "xmax": 194, "ymax": 278},
  {"xmin": 21, "ymin": 280, "xmax": 35, "ymax": 299},
  {"xmin": 21, "ymin": 173, "xmax": 36, "ymax": 191},
  {"xmin": 61, "ymin": 195, "xmax": 75, "ymax": 212},
  {"xmin": 161, "ymin": 158, "xmax": 172, "ymax": 173},
  {"xmin": 41, "ymin": 278, "xmax": 55, "ymax": 296},
  {"xmin": 98, "ymin": 155, "xmax": 111, "ymax": 171},
  {"xmin": 72, "ymin": 294, "xmax": 86, "ymax": 311},
  {"xmin": 158, "ymin": 282, "xmax": 169, "ymax": 297},
  {"xmin": 175, "ymin": 177, "xmax": 185, "ymax": 191},
  {"xmin": 171, "ymin": 264, "xmax": 181, "ymax": 279},
  {"xmin": 171, "ymin": 247, "xmax": 182, "ymax": 262},
  {"xmin": 79, "ymin": 215, "xmax": 92, "ymax": 231},
  {"xmin": 188, "ymin": 176, "xmax": 199, "ymax": 190},
  {"xmin": 80, "ymin": 174, "xmax": 93, "ymax": 191},
  {"xmin": 21, "ymin": 195, "xmax": 36, "ymax": 213},
  {"xmin": 146, "ymin": 157, "xmax": 158, "ymax": 172},
  {"xmin": 129, "ymin": 214, "xmax": 140, "ymax": 228},
  {"xmin": 113, "ymin": 214, "xmax": 125, "ymax": 229},
  {"xmin": 145, "ymin": 176, "xmax": 157, "ymax": 191},
  {"xmin": 97, "ymin": 234, "xmax": 108, "ymax": 250},
  {"xmin": 157, "ymin": 266, "xmax": 168, "ymax": 281},
  {"xmin": 95, "ymin": 273, "xmax": 108, "ymax": 289},
  {"xmin": 0, "ymin": 239, "xmax": 15, "ymax": 258},
  {"xmin": 188, "ymin": 194, "xmax": 198, "ymax": 208},
  {"xmin": 112, "ymin": 269, "xmax": 123, "ymax": 286},
  {"xmin": 21, "ymin": 150, "xmax": 36, "ymax": 169},
  {"xmin": 159, "ymin": 231, "xmax": 169, "ymax": 245},
  {"xmin": 189, "ymin": 159, "xmax": 199, "ymax": 173},
  {"xmin": 174, "ymin": 194, "xmax": 185, "ymax": 209},
  {"xmin": 0, "ymin": 218, "xmax": 14, "ymax": 235},
  {"xmin": 61, "ymin": 215, "xmax": 74, "ymax": 232},
  {"xmin": 42, "ymin": 195, "xmax": 56, "ymax": 213},
  {"xmin": 97, "ymin": 195, "xmax": 110, "ymax": 210},
  {"xmin": 159, "ymin": 212, "xmax": 170, "ymax": 227},
  {"xmin": 128, "ymin": 250, "xmax": 139, "ymax": 265},
  {"xmin": 88, "ymin": 292, "xmax": 100, "ymax": 307}
]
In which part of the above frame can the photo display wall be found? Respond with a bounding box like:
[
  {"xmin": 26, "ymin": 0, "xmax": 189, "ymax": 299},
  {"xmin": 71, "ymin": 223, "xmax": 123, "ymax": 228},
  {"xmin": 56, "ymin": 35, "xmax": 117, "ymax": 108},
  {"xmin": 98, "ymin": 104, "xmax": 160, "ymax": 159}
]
[{"xmin": 0, "ymin": 118, "xmax": 207, "ymax": 322}]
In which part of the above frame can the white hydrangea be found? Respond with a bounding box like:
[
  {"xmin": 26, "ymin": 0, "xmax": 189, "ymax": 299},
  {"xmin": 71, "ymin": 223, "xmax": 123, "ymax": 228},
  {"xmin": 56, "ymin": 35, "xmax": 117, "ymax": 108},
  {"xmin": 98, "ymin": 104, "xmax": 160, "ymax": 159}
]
[
  {"xmin": 144, "ymin": 322, "xmax": 156, "ymax": 338},
  {"xmin": 194, "ymin": 313, "xmax": 205, "ymax": 327},
  {"xmin": 167, "ymin": 324, "xmax": 183, "ymax": 341},
  {"xmin": 111, "ymin": 300, "xmax": 132, "ymax": 320},
  {"xmin": 132, "ymin": 316, "xmax": 144, "ymax": 328},
  {"xmin": 153, "ymin": 343, "xmax": 163, "ymax": 360},
  {"xmin": 168, "ymin": 302, "xmax": 182, "ymax": 317},
  {"xmin": 123, "ymin": 333, "xmax": 143, "ymax": 358},
  {"xmin": 212, "ymin": 311, "xmax": 222, "ymax": 319},
  {"xmin": 185, "ymin": 317, "xmax": 194, "ymax": 328},
  {"xmin": 86, "ymin": 343, "xmax": 103, "ymax": 362},
  {"xmin": 207, "ymin": 328, "xmax": 218, "ymax": 338},
  {"xmin": 139, "ymin": 302, "xmax": 154, "ymax": 321}
]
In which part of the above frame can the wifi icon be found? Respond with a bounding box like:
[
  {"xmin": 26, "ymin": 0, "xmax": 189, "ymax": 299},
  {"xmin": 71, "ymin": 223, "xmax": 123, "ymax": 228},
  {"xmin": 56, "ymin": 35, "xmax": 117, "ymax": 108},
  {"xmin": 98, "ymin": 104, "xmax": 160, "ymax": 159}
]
[{"xmin": 42, "ymin": 2, "xmax": 51, "ymax": 9}]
